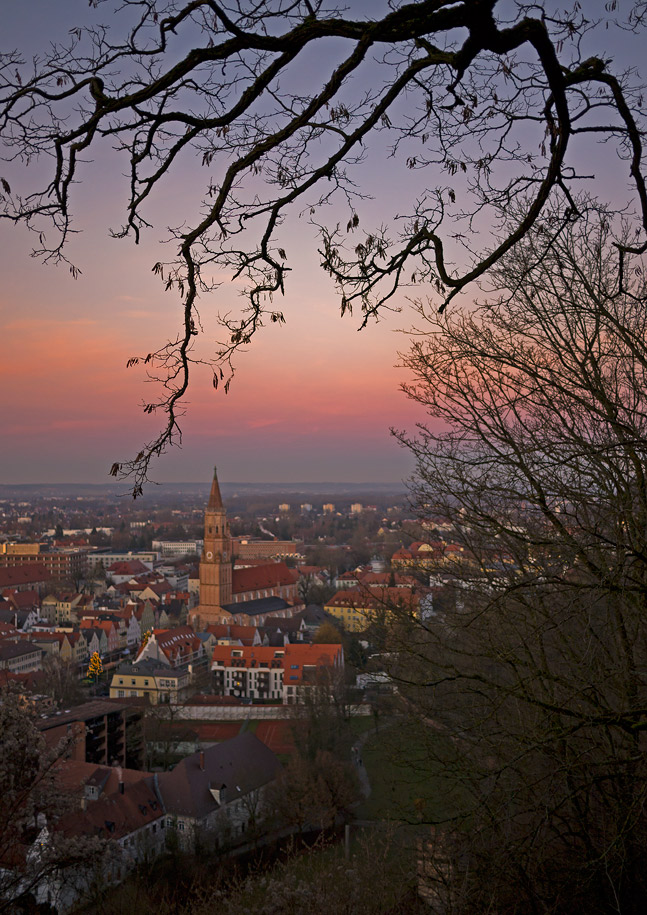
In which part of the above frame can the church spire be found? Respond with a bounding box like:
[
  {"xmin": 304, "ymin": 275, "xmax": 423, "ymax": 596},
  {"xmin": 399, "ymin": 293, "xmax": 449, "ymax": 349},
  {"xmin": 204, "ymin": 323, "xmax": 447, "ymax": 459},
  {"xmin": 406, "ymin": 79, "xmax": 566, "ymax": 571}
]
[
  {"xmin": 199, "ymin": 465, "xmax": 232, "ymax": 620},
  {"xmin": 207, "ymin": 465, "xmax": 224, "ymax": 511}
]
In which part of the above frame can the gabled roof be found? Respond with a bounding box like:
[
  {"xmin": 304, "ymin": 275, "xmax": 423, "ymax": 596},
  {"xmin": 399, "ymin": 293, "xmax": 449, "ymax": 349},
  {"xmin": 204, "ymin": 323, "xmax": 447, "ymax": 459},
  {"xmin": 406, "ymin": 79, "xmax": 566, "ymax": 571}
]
[
  {"xmin": 106, "ymin": 559, "xmax": 151, "ymax": 575},
  {"xmin": 326, "ymin": 586, "xmax": 420, "ymax": 611},
  {"xmin": 0, "ymin": 563, "xmax": 49, "ymax": 589},
  {"xmin": 55, "ymin": 759, "xmax": 151, "ymax": 797},
  {"xmin": 232, "ymin": 562, "xmax": 297, "ymax": 594},
  {"xmin": 206, "ymin": 623, "xmax": 260, "ymax": 644},
  {"xmin": 58, "ymin": 777, "xmax": 163, "ymax": 841},
  {"xmin": 261, "ymin": 616, "xmax": 305, "ymax": 633},
  {"xmin": 142, "ymin": 626, "xmax": 202, "ymax": 664},
  {"xmin": 156, "ymin": 733, "xmax": 281, "ymax": 819},
  {"xmin": 113, "ymin": 659, "xmax": 188, "ymax": 680},
  {"xmin": 6, "ymin": 589, "xmax": 40, "ymax": 611},
  {"xmin": 337, "ymin": 571, "xmax": 359, "ymax": 581}
]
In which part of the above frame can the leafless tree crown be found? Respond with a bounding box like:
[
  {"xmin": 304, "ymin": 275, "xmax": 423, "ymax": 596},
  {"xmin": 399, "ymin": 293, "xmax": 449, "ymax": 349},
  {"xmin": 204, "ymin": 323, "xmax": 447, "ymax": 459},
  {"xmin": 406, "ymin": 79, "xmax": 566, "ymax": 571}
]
[{"xmin": 393, "ymin": 212, "xmax": 647, "ymax": 912}]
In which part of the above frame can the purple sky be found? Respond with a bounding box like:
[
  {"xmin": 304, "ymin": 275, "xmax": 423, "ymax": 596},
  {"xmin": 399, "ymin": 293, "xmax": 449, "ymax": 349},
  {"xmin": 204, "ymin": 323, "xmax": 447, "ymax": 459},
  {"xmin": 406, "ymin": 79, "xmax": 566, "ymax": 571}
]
[{"xmin": 0, "ymin": 1, "xmax": 641, "ymax": 484}]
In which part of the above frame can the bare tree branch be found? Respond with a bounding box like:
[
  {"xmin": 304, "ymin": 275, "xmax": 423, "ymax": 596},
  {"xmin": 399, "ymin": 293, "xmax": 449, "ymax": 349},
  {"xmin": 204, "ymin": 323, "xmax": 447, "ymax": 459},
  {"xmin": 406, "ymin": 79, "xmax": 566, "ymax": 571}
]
[{"xmin": 1, "ymin": 1, "xmax": 646, "ymax": 493}]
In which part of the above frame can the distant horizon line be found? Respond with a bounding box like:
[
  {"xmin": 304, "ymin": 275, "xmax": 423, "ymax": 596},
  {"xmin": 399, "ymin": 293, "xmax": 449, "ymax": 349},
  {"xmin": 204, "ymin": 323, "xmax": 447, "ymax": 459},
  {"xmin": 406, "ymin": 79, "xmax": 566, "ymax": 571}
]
[{"xmin": 0, "ymin": 479, "xmax": 409, "ymax": 487}]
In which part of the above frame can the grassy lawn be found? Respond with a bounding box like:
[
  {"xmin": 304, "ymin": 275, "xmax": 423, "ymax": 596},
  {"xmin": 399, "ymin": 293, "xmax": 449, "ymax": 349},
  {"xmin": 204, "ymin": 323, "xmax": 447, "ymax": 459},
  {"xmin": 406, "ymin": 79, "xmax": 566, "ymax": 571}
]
[{"xmin": 355, "ymin": 717, "xmax": 457, "ymax": 824}]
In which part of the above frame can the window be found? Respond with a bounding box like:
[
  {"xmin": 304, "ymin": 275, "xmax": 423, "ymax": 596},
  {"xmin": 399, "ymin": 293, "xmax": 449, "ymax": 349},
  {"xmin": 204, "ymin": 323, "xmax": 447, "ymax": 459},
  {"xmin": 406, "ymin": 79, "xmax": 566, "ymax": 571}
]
[{"xmin": 118, "ymin": 690, "xmax": 125, "ymax": 698}]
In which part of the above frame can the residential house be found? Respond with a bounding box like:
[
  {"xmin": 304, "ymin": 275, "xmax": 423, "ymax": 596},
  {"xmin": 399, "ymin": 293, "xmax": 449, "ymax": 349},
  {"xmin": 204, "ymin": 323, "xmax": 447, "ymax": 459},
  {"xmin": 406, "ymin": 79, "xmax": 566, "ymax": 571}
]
[
  {"xmin": 156, "ymin": 733, "xmax": 281, "ymax": 849},
  {"xmin": 334, "ymin": 570, "xmax": 361, "ymax": 590},
  {"xmin": 35, "ymin": 777, "xmax": 165, "ymax": 912},
  {"xmin": 206, "ymin": 623, "xmax": 263, "ymax": 647},
  {"xmin": 260, "ymin": 616, "xmax": 307, "ymax": 644},
  {"xmin": 81, "ymin": 626, "xmax": 109, "ymax": 660},
  {"xmin": 3, "ymin": 591, "xmax": 41, "ymax": 624},
  {"xmin": 136, "ymin": 626, "xmax": 204, "ymax": 672},
  {"xmin": 30, "ymin": 631, "xmax": 64, "ymax": 658},
  {"xmin": 105, "ymin": 559, "xmax": 154, "ymax": 585},
  {"xmin": 391, "ymin": 540, "xmax": 464, "ymax": 572},
  {"xmin": 109, "ymin": 658, "xmax": 190, "ymax": 704},
  {"xmin": 0, "ymin": 640, "xmax": 42, "ymax": 674},
  {"xmin": 43, "ymin": 593, "xmax": 83, "ymax": 626},
  {"xmin": 0, "ymin": 602, "xmax": 39, "ymax": 631},
  {"xmin": 324, "ymin": 586, "xmax": 421, "ymax": 632},
  {"xmin": 65, "ymin": 630, "xmax": 89, "ymax": 665}
]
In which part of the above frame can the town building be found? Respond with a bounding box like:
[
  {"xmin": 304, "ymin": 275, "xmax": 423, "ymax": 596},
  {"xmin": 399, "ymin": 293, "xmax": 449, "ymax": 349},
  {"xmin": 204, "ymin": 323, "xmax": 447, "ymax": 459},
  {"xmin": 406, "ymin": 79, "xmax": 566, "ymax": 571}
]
[
  {"xmin": 0, "ymin": 542, "xmax": 87, "ymax": 583},
  {"xmin": 36, "ymin": 700, "xmax": 137, "ymax": 766},
  {"xmin": 0, "ymin": 639, "xmax": 42, "ymax": 674},
  {"xmin": 325, "ymin": 586, "xmax": 421, "ymax": 632},
  {"xmin": 232, "ymin": 538, "xmax": 300, "ymax": 563},
  {"xmin": 135, "ymin": 625, "xmax": 205, "ymax": 673},
  {"xmin": 151, "ymin": 540, "xmax": 203, "ymax": 558},
  {"xmin": 155, "ymin": 733, "xmax": 281, "ymax": 848},
  {"xmin": 0, "ymin": 562, "xmax": 49, "ymax": 593},
  {"xmin": 109, "ymin": 658, "xmax": 191, "ymax": 704},
  {"xmin": 211, "ymin": 641, "xmax": 344, "ymax": 703}
]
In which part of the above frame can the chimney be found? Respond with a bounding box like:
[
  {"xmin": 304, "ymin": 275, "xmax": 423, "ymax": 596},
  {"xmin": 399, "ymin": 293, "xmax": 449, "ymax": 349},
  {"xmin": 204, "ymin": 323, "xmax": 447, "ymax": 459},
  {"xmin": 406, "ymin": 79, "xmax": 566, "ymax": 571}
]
[
  {"xmin": 199, "ymin": 750, "xmax": 205, "ymax": 771},
  {"xmin": 119, "ymin": 780, "xmax": 125, "ymax": 794}
]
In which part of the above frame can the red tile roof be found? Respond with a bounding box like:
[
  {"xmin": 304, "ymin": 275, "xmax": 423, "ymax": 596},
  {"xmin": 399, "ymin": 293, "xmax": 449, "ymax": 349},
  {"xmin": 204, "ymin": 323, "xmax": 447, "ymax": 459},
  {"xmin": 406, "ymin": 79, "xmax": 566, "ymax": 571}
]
[
  {"xmin": 106, "ymin": 559, "xmax": 151, "ymax": 575},
  {"xmin": 5, "ymin": 589, "xmax": 40, "ymax": 609},
  {"xmin": 58, "ymin": 777, "xmax": 163, "ymax": 841},
  {"xmin": 232, "ymin": 562, "xmax": 298, "ymax": 594},
  {"xmin": 211, "ymin": 641, "xmax": 343, "ymax": 681},
  {"xmin": 0, "ymin": 563, "xmax": 49, "ymax": 589},
  {"xmin": 206, "ymin": 623, "xmax": 260, "ymax": 644},
  {"xmin": 326, "ymin": 586, "xmax": 420, "ymax": 611}
]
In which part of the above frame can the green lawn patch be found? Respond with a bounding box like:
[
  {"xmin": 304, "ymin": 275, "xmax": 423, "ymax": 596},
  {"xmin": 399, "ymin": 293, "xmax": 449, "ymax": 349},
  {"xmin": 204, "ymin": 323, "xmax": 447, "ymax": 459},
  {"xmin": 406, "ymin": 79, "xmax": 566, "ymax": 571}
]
[{"xmin": 355, "ymin": 717, "xmax": 457, "ymax": 824}]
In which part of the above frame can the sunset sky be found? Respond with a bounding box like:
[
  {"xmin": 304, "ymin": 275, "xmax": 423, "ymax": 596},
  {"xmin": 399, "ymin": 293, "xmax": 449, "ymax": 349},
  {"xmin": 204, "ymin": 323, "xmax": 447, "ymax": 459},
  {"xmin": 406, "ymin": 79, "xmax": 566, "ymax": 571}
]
[{"xmin": 1, "ymin": 2, "xmax": 640, "ymax": 486}]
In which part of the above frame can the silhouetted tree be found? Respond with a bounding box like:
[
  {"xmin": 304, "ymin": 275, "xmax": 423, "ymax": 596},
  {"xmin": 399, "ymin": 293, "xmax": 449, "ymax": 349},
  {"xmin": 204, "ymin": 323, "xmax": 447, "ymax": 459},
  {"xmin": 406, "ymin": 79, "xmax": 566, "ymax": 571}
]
[{"xmin": 393, "ymin": 205, "xmax": 647, "ymax": 913}]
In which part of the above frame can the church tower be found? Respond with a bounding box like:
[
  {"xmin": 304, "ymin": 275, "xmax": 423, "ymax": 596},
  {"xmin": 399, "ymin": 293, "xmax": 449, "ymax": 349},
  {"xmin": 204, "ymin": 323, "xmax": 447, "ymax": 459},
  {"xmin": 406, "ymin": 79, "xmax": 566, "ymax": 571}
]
[{"xmin": 198, "ymin": 466, "xmax": 232, "ymax": 622}]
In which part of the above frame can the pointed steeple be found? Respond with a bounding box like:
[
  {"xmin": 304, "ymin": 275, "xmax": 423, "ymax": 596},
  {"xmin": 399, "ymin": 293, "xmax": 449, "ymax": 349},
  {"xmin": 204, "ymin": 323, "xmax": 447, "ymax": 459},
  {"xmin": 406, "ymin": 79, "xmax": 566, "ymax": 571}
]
[{"xmin": 207, "ymin": 465, "xmax": 224, "ymax": 511}]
